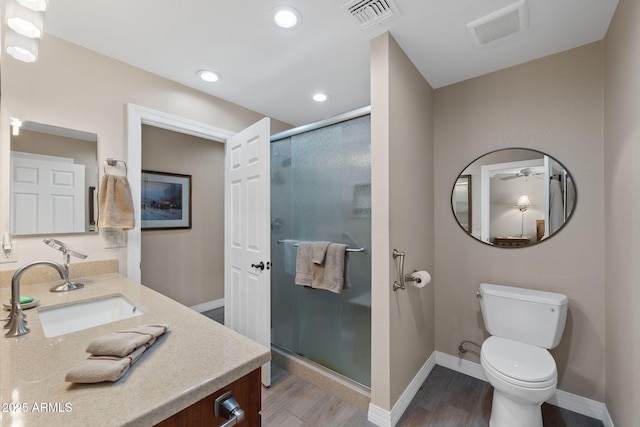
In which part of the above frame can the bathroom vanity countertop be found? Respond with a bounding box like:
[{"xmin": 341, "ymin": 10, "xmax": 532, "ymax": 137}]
[{"xmin": 0, "ymin": 273, "xmax": 270, "ymax": 426}]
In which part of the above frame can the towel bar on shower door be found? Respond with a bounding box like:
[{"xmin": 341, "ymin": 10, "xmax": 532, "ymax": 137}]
[{"xmin": 276, "ymin": 240, "xmax": 365, "ymax": 253}]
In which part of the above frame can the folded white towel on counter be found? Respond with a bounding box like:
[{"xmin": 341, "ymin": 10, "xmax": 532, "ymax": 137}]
[
  {"xmin": 86, "ymin": 324, "xmax": 169, "ymax": 357},
  {"xmin": 65, "ymin": 340, "xmax": 152, "ymax": 383},
  {"xmin": 65, "ymin": 324, "xmax": 169, "ymax": 384}
]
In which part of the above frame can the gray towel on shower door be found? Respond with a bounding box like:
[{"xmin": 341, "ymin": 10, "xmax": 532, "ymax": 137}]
[
  {"xmin": 312, "ymin": 243, "xmax": 351, "ymax": 294},
  {"xmin": 312, "ymin": 241, "xmax": 331, "ymax": 264},
  {"xmin": 295, "ymin": 242, "xmax": 314, "ymax": 287}
]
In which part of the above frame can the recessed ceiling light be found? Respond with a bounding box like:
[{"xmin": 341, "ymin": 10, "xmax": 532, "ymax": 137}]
[
  {"xmin": 272, "ymin": 6, "xmax": 302, "ymax": 29},
  {"xmin": 312, "ymin": 93, "xmax": 328, "ymax": 102},
  {"xmin": 197, "ymin": 70, "xmax": 220, "ymax": 82}
]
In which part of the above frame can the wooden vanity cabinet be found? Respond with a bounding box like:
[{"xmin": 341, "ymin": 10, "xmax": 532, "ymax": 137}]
[{"xmin": 155, "ymin": 368, "xmax": 261, "ymax": 427}]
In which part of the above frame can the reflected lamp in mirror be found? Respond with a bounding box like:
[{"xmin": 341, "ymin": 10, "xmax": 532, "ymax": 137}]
[
  {"xmin": 10, "ymin": 120, "xmax": 98, "ymax": 235},
  {"xmin": 516, "ymin": 195, "xmax": 531, "ymax": 211},
  {"xmin": 516, "ymin": 195, "xmax": 531, "ymax": 237},
  {"xmin": 451, "ymin": 148, "xmax": 576, "ymax": 248}
]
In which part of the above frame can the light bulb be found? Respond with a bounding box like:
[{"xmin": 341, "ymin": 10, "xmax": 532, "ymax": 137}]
[
  {"xmin": 197, "ymin": 70, "xmax": 221, "ymax": 82},
  {"xmin": 313, "ymin": 93, "xmax": 328, "ymax": 102},
  {"xmin": 272, "ymin": 6, "xmax": 302, "ymax": 29}
]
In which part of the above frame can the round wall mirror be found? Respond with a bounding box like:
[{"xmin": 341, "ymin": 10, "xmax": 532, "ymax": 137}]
[{"xmin": 451, "ymin": 148, "xmax": 576, "ymax": 248}]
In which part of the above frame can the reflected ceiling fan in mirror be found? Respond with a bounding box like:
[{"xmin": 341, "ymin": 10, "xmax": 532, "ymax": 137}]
[{"xmin": 494, "ymin": 166, "xmax": 545, "ymax": 181}]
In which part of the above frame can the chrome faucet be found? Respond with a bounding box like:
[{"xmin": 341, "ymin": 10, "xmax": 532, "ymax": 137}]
[
  {"xmin": 4, "ymin": 261, "xmax": 68, "ymax": 338},
  {"xmin": 43, "ymin": 238, "xmax": 86, "ymax": 292}
]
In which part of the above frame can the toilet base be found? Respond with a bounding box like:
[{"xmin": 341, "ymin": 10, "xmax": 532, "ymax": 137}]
[{"xmin": 489, "ymin": 388, "xmax": 543, "ymax": 427}]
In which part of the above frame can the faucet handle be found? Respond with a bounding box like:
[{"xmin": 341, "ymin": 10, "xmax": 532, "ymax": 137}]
[{"xmin": 43, "ymin": 238, "xmax": 88, "ymax": 259}]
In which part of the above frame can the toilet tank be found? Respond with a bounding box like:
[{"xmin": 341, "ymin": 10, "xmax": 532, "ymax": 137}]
[{"xmin": 478, "ymin": 283, "xmax": 568, "ymax": 349}]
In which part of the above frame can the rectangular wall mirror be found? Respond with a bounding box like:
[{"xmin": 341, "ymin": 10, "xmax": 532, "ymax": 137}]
[{"xmin": 10, "ymin": 119, "xmax": 98, "ymax": 235}]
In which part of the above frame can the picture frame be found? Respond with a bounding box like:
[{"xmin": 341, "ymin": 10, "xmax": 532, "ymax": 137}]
[{"xmin": 141, "ymin": 170, "xmax": 192, "ymax": 230}]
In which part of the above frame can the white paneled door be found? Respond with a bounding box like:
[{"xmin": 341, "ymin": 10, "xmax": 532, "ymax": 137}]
[
  {"xmin": 11, "ymin": 152, "xmax": 85, "ymax": 234},
  {"xmin": 224, "ymin": 118, "xmax": 271, "ymax": 386}
]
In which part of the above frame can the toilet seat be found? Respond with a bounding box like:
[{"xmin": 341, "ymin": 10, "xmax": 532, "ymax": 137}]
[{"xmin": 481, "ymin": 336, "xmax": 557, "ymax": 389}]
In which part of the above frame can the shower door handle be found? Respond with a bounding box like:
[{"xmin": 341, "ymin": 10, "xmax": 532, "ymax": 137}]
[{"xmin": 251, "ymin": 261, "xmax": 265, "ymax": 271}]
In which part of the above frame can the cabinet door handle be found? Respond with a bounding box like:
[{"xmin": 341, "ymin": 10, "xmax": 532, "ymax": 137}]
[{"xmin": 214, "ymin": 391, "xmax": 245, "ymax": 427}]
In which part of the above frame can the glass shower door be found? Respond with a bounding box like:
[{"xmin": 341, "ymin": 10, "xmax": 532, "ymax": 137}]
[{"xmin": 270, "ymin": 114, "xmax": 371, "ymax": 386}]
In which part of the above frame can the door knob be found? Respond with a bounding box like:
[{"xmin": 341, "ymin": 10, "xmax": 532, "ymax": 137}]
[{"xmin": 251, "ymin": 261, "xmax": 265, "ymax": 271}]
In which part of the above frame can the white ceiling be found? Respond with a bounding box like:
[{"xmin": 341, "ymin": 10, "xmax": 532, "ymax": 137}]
[{"xmin": 42, "ymin": 0, "xmax": 618, "ymax": 127}]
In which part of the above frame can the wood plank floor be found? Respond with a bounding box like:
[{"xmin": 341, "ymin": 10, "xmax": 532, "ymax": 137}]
[
  {"xmin": 201, "ymin": 306, "xmax": 225, "ymax": 324},
  {"xmin": 201, "ymin": 307, "xmax": 604, "ymax": 427},
  {"xmin": 263, "ymin": 364, "xmax": 372, "ymax": 427}
]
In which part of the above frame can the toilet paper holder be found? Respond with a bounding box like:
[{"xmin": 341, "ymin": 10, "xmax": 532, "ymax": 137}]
[{"xmin": 392, "ymin": 249, "xmax": 422, "ymax": 291}]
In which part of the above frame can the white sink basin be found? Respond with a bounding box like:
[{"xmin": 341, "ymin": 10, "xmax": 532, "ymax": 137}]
[{"xmin": 38, "ymin": 295, "xmax": 143, "ymax": 338}]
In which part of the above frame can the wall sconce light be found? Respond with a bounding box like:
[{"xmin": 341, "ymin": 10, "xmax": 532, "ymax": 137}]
[
  {"xmin": 516, "ymin": 195, "xmax": 531, "ymax": 237},
  {"xmin": 16, "ymin": 0, "xmax": 49, "ymax": 12},
  {"xmin": 6, "ymin": 0, "xmax": 44, "ymax": 38},
  {"xmin": 10, "ymin": 118, "xmax": 23, "ymax": 136},
  {"xmin": 4, "ymin": 0, "xmax": 47, "ymax": 63},
  {"xmin": 5, "ymin": 27, "xmax": 39, "ymax": 62}
]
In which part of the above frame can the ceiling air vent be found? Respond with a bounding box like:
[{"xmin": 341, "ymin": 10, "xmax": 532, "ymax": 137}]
[
  {"xmin": 467, "ymin": 0, "xmax": 528, "ymax": 47},
  {"xmin": 342, "ymin": 0, "xmax": 400, "ymax": 30}
]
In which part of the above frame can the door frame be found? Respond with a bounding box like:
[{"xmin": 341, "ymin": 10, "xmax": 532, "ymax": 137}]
[
  {"xmin": 480, "ymin": 158, "xmax": 545, "ymax": 244},
  {"xmin": 126, "ymin": 103, "xmax": 233, "ymax": 282}
]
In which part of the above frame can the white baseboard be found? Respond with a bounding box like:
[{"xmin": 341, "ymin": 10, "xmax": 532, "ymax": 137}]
[
  {"xmin": 367, "ymin": 403, "xmax": 392, "ymax": 427},
  {"xmin": 368, "ymin": 352, "xmax": 436, "ymax": 427},
  {"xmin": 547, "ymin": 388, "xmax": 607, "ymax": 421},
  {"xmin": 190, "ymin": 298, "xmax": 224, "ymax": 313},
  {"xmin": 367, "ymin": 350, "xmax": 613, "ymax": 427},
  {"xmin": 602, "ymin": 404, "xmax": 615, "ymax": 427},
  {"xmin": 435, "ymin": 351, "xmax": 486, "ymax": 382}
]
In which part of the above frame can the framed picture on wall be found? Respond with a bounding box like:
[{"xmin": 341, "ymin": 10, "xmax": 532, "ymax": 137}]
[{"xmin": 141, "ymin": 170, "xmax": 192, "ymax": 230}]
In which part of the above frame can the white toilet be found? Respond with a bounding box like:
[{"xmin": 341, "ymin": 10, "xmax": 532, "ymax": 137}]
[{"xmin": 478, "ymin": 283, "xmax": 568, "ymax": 427}]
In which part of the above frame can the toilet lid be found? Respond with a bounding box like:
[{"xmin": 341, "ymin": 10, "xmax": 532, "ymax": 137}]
[{"xmin": 482, "ymin": 336, "xmax": 556, "ymax": 383}]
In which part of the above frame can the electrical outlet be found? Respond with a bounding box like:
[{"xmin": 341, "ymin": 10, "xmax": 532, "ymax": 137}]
[
  {"xmin": 0, "ymin": 241, "xmax": 18, "ymax": 264},
  {"xmin": 104, "ymin": 229, "xmax": 126, "ymax": 249}
]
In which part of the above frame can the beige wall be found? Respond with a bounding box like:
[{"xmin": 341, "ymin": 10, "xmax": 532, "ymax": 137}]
[
  {"xmin": 0, "ymin": 33, "xmax": 289, "ymax": 274},
  {"xmin": 141, "ymin": 125, "xmax": 225, "ymax": 307},
  {"xmin": 603, "ymin": 0, "xmax": 640, "ymax": 424},
  {"xmin": 434, "ymin": 42, "xmax": 606, "ymax": 400},
  {"xmin": 371, "ymin": 32, "xmax": 435, "ymax": 410}
]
